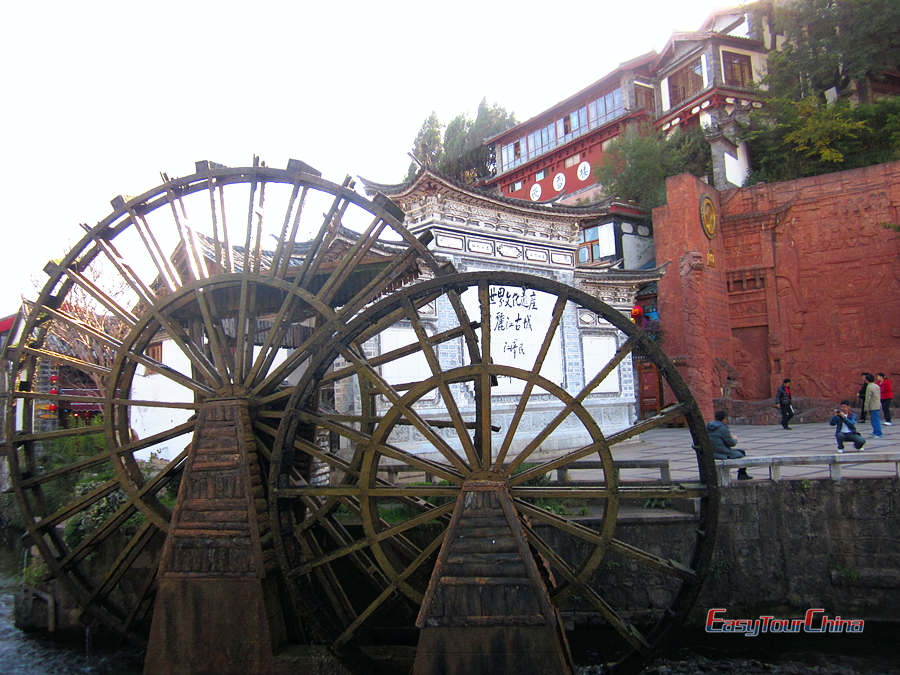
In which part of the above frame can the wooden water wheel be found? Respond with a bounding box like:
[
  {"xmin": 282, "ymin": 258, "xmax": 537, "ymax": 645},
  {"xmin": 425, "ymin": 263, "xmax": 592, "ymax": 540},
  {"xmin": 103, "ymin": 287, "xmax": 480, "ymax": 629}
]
[
  {"xmin": 269, "ymin": 271, "xmax": 719, "ymax": 672},
  {"xmin": 1, "ymin": 159, "xmax": 456, "ymax": 649},
  {"xmin": 3, "ymin": 160, "xmax": 718, "ymax": 672}
]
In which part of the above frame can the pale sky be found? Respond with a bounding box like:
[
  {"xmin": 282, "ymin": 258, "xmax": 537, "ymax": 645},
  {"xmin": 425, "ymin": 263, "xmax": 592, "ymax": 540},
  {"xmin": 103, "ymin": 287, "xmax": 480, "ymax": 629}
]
[{"xmin": 0, "ymin": 0, "xmax": 731, "ymax": 314}]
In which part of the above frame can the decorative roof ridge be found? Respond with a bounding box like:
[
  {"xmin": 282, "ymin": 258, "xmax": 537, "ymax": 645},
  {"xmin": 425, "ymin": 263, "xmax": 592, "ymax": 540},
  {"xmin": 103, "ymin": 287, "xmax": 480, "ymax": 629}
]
[{"xmin": 574, "ymin": 263, "xmax": 667, "ymax": 281}]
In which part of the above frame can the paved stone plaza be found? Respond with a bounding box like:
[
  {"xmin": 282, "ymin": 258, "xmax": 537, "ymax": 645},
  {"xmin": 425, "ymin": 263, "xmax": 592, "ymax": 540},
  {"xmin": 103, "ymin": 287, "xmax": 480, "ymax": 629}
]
[{"xmin": 628, "ymin": 421, "xmax": 899, "ymax": 482}]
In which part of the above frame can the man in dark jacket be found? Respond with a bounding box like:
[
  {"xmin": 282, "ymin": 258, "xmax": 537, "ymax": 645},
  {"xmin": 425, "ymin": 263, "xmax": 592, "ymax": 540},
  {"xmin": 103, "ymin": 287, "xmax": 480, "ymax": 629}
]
[
  {"xmin": 707, "ymin": 410, "xmax": 751, "ymax": 480},
  {"xmin": 776, "ymin": 378, "xmax": 794, "ymax": 430},
  {"xmin": 829, "ymin": 400, "xmax": 865, "ymax": 452},
  {"xmin": 858, "ymin": 373, "xmax": 870, "ymax": 423}
]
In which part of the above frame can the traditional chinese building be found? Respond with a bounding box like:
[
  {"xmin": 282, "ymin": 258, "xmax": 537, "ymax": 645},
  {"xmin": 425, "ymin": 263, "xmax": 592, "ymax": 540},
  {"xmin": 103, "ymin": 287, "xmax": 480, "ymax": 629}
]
[
  {"xmin": 484, "ymin": 2, "xmax": 774, "ymax": 200},
  {"xmin": 362, "ymin": 170, "xmax": 664, "ymax": 453}
]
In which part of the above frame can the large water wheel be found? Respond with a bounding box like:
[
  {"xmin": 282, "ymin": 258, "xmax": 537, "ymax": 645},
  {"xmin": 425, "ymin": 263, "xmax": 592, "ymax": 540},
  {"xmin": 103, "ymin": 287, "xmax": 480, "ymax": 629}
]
[
  {"xmin": 3, "ymin": 160, "xmax": 718, "ymax": 673},
  {"xmin": 268, "ymin": 271, "xmax": 718, "ymax": 672}
]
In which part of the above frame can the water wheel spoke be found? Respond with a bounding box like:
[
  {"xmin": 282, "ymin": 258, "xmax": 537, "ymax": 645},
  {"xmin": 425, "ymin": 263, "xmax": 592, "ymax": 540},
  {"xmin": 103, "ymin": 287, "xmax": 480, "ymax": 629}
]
[
  {"xmin": 16, "ymin": 450, "xmax": 111, "ymax": 489},
  {"xmin": 248, "ymin": 298, "xmax": 341, "ymax": 396},
  {"xmin": 269, "ymin": 182, "xmax": 308, "ymax": 279},
  {"xmin": 190, "ymin": 286, "xmax": 232, "ymax": 381},
  {"xmin": 133, "ymin": 447, "xmax": 189, "ymax": 499},
  {"xmin": 494, "ymin": 294, "xmax": 567, "ymax": 470},
  {"xmin": 85, "ymin": 519, "xmax": 158, "ymax": 608},
  {"xmin": 291, "ymin": 501, "xmax": 455, "ymax": 579},
  {"xmin": 604, "ymin": 404, "xmax": 689, "ymax": 445},
  {"xmin": 322, "ymin": 320, "xmax": 479, "ymax": 386},
  {"xmin": 254, "ymin": 420, "xmax": 362, "ymax": 480},
  {"xmin": 315, "ymin": 213, "xmax": 388, "ymax": 306},
  {"xmin": 292, "ymin": 180, "xmax": 353, "ymax": 288},
  {"xmin": 111, "ymin": 419, "xmax": 195, "ymax": 458},
  {"xmin": 296, "ymin": 521, "xmax": 361, "ymax": 628},
  {"xmin": 277, "ymin": 485, "xmax": 460, "ymax": 498},
  {"xmin": 162, "ymin": 176, "xmax": 209, "ymax": 282},
  {"xmin": 338, "ymin": 344, "xmax": 470, "ymax": 474},
  {"xmin": 203, "ymin": 176, "xmax": 232, "ymax": 271},
  {"xmin": 123, "ymin": 348, "xmax": 215, "ymax": 396},
  {"xmin": 14, "ymin": 423, "xmax": 103, "ymax": 445},
  {"xmin": 55, "ymin": 501, "xmax": 139, "ymax": 572},
  {"xmin": 513, "ymin": 484, "xmax": 708, "ymax": 500},
  {"xmin": 285, "ymin": 411, "xmax": 465, "ymax": 484},
  {"xmin": 35, "ymin": 479, "xmax": 119, "ymax": 532},
  {"xmin": 242, "ymin": 158, "xmax": 266, "ymax": 274},
  {"xmin": 339, "ymin": 236, "xmax": 434, "ymax": 320},
  {"xmin": 607, "ymin": 538, "xmax": 697, "ymax": 581},
  {"xmin": 333, "ymin": 529, "xmax": 445, "ymax": 648},
  {"xmin": 23, "ymin": 300, "xmax": 124, "ymax": 350},
  {"xmin": 515, "ymin": 498, "xmax": 609, "ymax": 545},
  {"xmin": 122, "ymin": 564, "xmax": 159, "ymax": 635},
  {"xmin": 522, "ymin": 522, "xmax": 650, "ymax": 652},
  {"xmin": 243, "ymin": 288, "xmax": 309, "ymax": 389},
  {"xmin": 88, "ymin": 234, "xmax": 161, "ymax": 310},
  {"xmin": 506, "ymin": 334, "xmax": 639, "ymax": 476},
  {"xmin": 22, "ymin": 345, "xmax": 110, "ymax": 378},
  {"xmin": 477, "ymin": 280, "xmax": 493, "ymax": 468},
  {"xmin": 402, "ymin": 298, "xmax": 479, "ymax": 468},
  {"xmin": 127, "ymin": 206, "xmax": 183, "ymax": 292},
  {"xmin": 62, "ymin": 266, "xmax": 140, "ymax": 326}
]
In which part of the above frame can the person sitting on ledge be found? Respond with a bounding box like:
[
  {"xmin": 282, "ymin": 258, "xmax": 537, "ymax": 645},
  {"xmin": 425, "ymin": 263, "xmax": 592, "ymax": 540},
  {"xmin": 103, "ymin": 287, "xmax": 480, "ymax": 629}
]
[
  {"xmin": 707, "ymin": 410, "xmax": 751, "ymax": 480},
  {"xmin": 829, "ymin": 400, "xmax": 866, "ymax": 452}
]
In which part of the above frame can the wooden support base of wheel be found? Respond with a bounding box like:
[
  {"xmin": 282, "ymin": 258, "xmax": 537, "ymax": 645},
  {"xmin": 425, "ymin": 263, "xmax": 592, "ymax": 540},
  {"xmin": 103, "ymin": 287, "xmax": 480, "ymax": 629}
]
[
  {"xmin": 412, "ymin": 480, "xmax": 573, "ymax": 675},
  {"xmin": 144, "ymin": 400, "xmax": 286, "ymax": 674}
]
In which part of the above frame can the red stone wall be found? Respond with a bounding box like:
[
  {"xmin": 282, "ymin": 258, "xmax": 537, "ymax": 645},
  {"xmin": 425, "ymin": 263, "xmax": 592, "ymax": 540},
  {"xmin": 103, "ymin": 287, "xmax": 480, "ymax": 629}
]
[{"xmin": 654, "ymin": 162, "xmax": 900, "ymax": 420}]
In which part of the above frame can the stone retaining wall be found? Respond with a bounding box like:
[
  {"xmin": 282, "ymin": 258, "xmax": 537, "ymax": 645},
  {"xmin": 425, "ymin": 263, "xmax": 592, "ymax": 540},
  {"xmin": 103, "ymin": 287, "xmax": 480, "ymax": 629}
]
[{"xmin": 695, "ymin": 477, "xmax": 899, "ymax": 624}]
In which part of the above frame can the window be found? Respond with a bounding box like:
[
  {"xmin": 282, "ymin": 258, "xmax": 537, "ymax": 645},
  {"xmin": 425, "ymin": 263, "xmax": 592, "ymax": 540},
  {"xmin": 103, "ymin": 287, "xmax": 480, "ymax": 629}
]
[
  {"xmin": 511, "ymin": 181, "xmax": 522, "ymax": 192},
  {"xmin": 722, "ymin": 51, "xmax": 753, "ymax": 88},
  {"xmin": 536, "ymin": 169, "xmax": 546, "ymax": 181},
  {"xmin": 146, "ymin": 341, "xmax": 163, "ymax": 363},
  {"xmin": 588, "ymin": 88, "xmax": 624, "ymax": 128},
  {"xmin": 564, "ymin": 153, "xmax": 581, "ymax": 168},
  {"xmin": 668, "ymin": 57, "xmax": 704, "ymax": 107},
  {"xmin": 634, "ymin": 85, "xmax": 654, "ymax": 112},
  {"xmin": 577, "ymin": 222, "xmax": 615, "ymax": 264},
  {"xmin": 526, "ymin": 123, "xmax": 556, "ymax": 159},
  {"xmin": 500, "ymin": 136, "xmax": 527, "ymax": 172}
]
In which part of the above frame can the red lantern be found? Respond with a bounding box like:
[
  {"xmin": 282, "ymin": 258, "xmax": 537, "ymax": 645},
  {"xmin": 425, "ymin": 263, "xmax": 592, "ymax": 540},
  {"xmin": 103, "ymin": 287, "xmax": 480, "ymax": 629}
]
[
  {"xmin": 48, "ymin": 404, "xmax": 58, "ymax": 412},
  {"xmin": 630, "ymin": 305, "xmax": 644, "ymax": 322}
]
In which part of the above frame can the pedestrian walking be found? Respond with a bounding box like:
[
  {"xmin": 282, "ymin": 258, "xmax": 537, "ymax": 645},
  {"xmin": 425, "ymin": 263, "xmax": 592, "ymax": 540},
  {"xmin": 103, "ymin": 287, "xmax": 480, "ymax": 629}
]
[
  {"xmin": 829, "ymin": 400, "xmax": 866, "ymax": 452},
  {"xmin": 776, "ymin": 378, "xmax": 794, "ymax": 430},
  {"xmin": 864, "ymin": 373, "xmax": 883, "ymax": 438},
  {"xmin": 877, "ymin": 372, "xmax": 893, "ymax": 426},
  {"xmin": 857, "ymin": 373, "xmax": 870, "ymax": 422}
]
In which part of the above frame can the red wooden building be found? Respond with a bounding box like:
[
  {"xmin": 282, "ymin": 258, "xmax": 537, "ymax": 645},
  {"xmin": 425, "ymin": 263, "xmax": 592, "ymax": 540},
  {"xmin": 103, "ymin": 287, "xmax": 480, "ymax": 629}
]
[{"xmin": 484, "ymin": 3, "xmax": 774, "ymax": 201}]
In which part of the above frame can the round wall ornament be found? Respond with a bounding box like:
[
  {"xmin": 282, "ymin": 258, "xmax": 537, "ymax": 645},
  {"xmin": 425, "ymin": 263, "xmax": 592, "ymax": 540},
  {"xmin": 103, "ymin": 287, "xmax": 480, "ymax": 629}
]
[{"xmin": 699, "ymin": 194, "xmax": 717, "ymax": 239}]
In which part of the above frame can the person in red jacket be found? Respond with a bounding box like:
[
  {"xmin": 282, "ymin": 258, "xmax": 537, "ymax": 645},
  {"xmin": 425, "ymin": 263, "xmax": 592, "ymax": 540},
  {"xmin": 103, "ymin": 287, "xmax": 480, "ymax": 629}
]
[{"xmin": 876, "ymin": 373, "xmax": 893, "ymax": 426}]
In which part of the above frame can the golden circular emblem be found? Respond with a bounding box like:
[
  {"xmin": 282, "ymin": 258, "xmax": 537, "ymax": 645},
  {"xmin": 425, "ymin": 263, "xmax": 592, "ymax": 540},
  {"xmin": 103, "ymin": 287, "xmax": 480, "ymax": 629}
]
[{"xmin": 699, "ymin": 194, "xmax": 717, "ymax": 239}]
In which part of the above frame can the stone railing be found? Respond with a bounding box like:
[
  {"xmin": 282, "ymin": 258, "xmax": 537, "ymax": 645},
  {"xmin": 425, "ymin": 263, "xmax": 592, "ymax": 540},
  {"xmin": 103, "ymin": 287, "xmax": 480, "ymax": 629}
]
[{"xmin": 717, "ymin": 451, "xmax": 900, "ymax": 486}]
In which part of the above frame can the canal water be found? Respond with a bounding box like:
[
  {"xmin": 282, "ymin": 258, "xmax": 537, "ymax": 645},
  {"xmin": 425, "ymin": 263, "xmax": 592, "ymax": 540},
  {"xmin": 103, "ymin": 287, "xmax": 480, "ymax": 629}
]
[
  {"xmin": 1, "ymin": 531, "xmax": 897, "ymax": 674},
  {"xmin": 0, "ymin": 534, "xmax": 142, "ymax": 674}
]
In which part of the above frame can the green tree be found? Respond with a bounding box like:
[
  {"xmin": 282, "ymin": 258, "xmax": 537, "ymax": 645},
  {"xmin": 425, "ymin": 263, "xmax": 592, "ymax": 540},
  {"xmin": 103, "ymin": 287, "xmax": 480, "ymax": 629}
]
[
  {"xmin": 742, "ymin": 96, "xmax": 900, "ymax": 184},
  {"xmin": 438, "ymin": 99, "xmax": 517, "ymax": 183},
  {"xmin": 768, "ymin": 0, "xmax": 900, "ymax": 102},
  {"xmin": 405, "ymin": 100, "xmax": 517, "ymax": 184},
  {"xmin": 594, "ymin": 126, "xmax": 711, "ymax": 209},
  {"xmin": 406, "ymin": 111, "xmax": 444, "ymax": 181}
]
